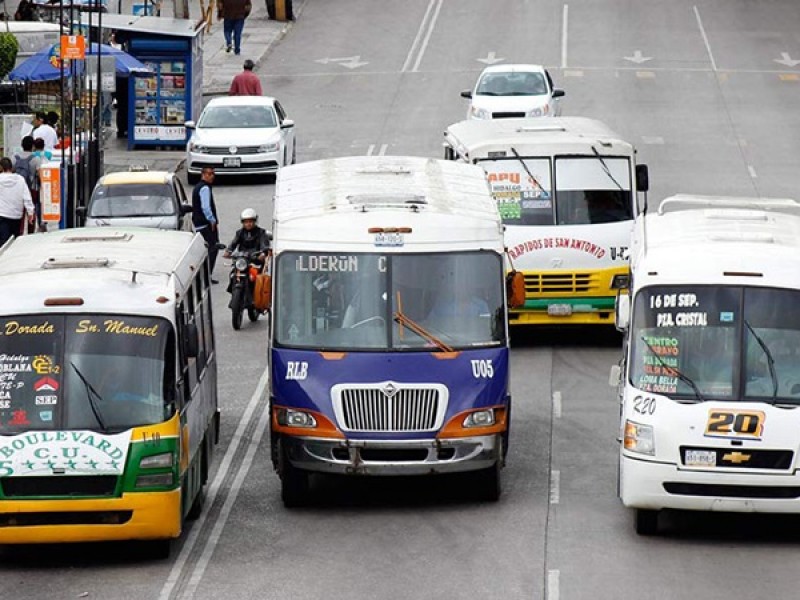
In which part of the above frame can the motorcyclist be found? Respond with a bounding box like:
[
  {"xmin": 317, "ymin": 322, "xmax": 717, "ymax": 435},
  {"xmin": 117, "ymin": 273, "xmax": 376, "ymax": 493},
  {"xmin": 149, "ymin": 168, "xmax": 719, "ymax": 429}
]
[{"xmin": 223, "ymin": 208, "xmax": 271, "ymax": 291}]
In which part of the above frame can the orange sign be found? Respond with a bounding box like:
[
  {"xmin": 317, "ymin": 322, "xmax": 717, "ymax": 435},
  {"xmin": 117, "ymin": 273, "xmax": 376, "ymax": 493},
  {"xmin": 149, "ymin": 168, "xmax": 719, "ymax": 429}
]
[
  {"xmin": 60, "ymin": 35, "xmax": 86, "ymax": 60},
  {"xmin": 39, "ymin": 166, "xmax": 61, "ymax": 223}
]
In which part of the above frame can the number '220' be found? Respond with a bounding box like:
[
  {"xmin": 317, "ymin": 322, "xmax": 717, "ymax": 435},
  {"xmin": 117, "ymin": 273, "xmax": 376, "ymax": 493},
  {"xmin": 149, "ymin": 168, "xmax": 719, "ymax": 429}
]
[{"xmin": 705, "ymin": 410, "xmax": 765, "ymax": 438}]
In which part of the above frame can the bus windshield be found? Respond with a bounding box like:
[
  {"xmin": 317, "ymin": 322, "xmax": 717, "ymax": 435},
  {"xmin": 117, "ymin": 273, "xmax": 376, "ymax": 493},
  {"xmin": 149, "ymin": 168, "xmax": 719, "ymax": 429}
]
[
  {"xmin": 630, "ymin": 286, "xmax": 800, "ymax": 403},
  {"xmin": 275, "ymin": 251, "xmax": 505, "ymax": 351},
  {"xmin": 0, "ymin": 315, "xmax": 173, "ymax": 434}
]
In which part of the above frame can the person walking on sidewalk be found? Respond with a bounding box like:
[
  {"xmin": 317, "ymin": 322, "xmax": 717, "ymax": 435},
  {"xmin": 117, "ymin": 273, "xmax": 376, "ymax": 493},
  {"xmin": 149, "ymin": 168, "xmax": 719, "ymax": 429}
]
[
  {"xmin": 229, "ymin": 59, "xmax": 263, "ymax": 96},
  {"xmin": 218, "ymin": 0, "xmax": 252, "ymax": 56},
  {"xmin": 0, "ymin": 157, "xmax": 35, "ymax": 246},
  {"xmin": 192, "ymin": 167, "xmax": 221, "ymax": 283}
]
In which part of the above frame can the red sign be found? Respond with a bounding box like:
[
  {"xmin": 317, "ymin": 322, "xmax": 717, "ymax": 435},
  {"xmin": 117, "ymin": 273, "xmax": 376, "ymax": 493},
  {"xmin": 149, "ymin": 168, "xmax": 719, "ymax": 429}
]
[
  {"xmin": 60, "ymin": 35, "xmax": 86, "ymax": 60},
  {"xmin": 40, "ymin": 166, "xmax": 61, "ymax": 223}
]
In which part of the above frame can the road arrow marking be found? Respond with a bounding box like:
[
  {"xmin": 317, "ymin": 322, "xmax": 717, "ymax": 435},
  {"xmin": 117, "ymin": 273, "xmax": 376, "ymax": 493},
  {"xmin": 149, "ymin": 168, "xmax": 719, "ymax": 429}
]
[
  {"xmin": 315, "ymin": 55, "xmax": 369, "ymax": 69},
  {"xmin": 623, "ymin": 50, "xmax": 652, "ymax": 64},
  {"xmin": 477, "ymin": 51, "xmax": 505, "ymax": 65},
  {"xmin": 774, "ymin": 52, "xmax": 800, "ymax": 67}
]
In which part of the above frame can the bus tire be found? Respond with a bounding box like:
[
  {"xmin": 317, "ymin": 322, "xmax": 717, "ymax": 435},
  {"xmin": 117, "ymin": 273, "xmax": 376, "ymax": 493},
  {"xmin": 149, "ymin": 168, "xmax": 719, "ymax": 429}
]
[
  {"xmin": 150, "ymin": 539, "xmax": 172, "ymax": 559},
  {"xmin": 635, "ymin": 509, "xmax": 659, "ymax": 536},
  {"xmin": 187, "ymin": 445, "xmax": 207, "ymax": 521},
  {"xmin": 279, "ymin": 442, "xmax": 309, "ymax": 508},
  {"xmin": 474, "ymin": 439, "xmax": 502, "ymax": 502}
]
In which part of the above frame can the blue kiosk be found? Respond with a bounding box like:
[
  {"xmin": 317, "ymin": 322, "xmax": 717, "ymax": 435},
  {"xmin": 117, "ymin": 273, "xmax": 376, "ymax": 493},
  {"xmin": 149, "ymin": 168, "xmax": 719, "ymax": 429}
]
[{"xmin": 81, "ymin": 14, "xmax": 203, "ymax": 149}]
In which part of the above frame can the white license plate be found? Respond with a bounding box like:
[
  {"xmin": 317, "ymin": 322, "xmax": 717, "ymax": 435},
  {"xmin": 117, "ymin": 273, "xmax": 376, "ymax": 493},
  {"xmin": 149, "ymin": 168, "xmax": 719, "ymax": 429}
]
[
  {"xmin": 374, "ymin": 232, "xmax": 404, "ymax": 247},
  {"xmin": 223, "ymin": 157, "xmax": 241, "ymax": 168},
  {"xmin": 685, "ymin": 450, "xmax": 716, "ymax": 467},
  {"xmin": 547, "ymin": 303, "xmax": 572, "ymax": 316}
]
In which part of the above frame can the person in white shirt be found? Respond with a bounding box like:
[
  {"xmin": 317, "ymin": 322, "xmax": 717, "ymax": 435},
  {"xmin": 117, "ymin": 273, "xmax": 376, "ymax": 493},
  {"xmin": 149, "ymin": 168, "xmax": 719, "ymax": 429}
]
[
  {"xmin": 31, "ymin": 112, "xmax": 58, "ymax": 151},
  {"xmin": 0, "ymin": 157, "xmax": 35, "ymax": 246}
]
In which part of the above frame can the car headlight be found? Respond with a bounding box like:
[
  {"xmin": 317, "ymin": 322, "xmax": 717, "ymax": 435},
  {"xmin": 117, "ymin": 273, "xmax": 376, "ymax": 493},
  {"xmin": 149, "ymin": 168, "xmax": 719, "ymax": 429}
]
[
  {"xmin": 470, "ymin": 106, "xmax": 491, "ymax": 120},
  {"xmin": 139, "ymin": 452, "xmax": 174, "ymax": 469},
  {"xmin": 624, "ymin": 420, "xmax": 655, "ymax": 455},
  {"xmin": 234, "ymin": 257, "xmax": 248, "ymax": 271},
  {"xmin": 277, "ymin": 408, "xmax": 317, "ymax": 428},
  {"xmin": 258, "ymin": 142, "xmax": 280, "ymax": 152},
  {"xmin": 189, "ymin": 141, "xmax": 208, "ymax": 152},
  {"xmin": 463, "ymin": 408, "xmax": 495, "ymax": 428},
  {"xmin": 527, "ymin": 105, "xmax": 550, "ymax": 117}
]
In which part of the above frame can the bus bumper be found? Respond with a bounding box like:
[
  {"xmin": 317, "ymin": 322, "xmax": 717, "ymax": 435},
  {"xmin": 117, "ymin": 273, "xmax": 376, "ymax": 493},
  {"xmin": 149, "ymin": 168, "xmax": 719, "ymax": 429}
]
[
  {"xmin": 0, "ymin": 489, "xmax": 182, "ymax": 544},
  {"xmin": 620, "ymin": 454, "xmax": 800, "ymax": 513},
  {"xmin": 509, "ymin": 305, "xmax": 616, "ymax": 326},
  {"xmin": 281, "ymin": 434, "xmax": 500, "ymax": 476}
]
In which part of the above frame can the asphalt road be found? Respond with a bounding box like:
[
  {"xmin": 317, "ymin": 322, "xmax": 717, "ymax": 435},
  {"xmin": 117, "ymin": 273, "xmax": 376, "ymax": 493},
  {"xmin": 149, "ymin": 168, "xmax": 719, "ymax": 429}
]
[{"xmin": 4, "ymin": 1, "xmax": 800, "ymax": 599}]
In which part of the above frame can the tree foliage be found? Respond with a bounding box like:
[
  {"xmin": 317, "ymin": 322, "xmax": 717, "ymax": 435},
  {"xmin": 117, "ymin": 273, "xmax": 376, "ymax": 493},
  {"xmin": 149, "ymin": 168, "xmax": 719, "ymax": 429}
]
[{"xmin": 0, "ymin": 32, "xmax": 19, "ymax": 80}]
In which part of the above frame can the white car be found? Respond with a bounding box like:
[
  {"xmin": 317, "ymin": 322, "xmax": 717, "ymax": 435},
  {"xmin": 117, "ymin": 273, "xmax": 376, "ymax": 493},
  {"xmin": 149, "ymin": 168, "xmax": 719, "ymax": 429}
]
[
  {"xmin": 461, "ymin": 64, "xmax": 565, "ymax": 120},
  {"xmin": 186, "ymin": 96, "xmax": 296, "ymax": 183}
]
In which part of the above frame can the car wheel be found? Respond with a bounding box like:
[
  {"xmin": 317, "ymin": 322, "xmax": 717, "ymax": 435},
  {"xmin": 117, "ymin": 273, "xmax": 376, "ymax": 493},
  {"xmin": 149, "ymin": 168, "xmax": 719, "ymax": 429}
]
[
  {"xmin": 635, "ymin": 509, "xmax": 659, "ymax": 535},
  {"xmin": 291, "ymin": 141, "xmax": 296, "ymax": 164}
]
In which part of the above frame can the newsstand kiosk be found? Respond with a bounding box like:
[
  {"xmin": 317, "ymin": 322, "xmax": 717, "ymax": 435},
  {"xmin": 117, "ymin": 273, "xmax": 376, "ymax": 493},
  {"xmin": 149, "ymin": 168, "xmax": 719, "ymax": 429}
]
[{"xmin": 81, "ymin": 14, "xmax": 203, "ymax": 150}]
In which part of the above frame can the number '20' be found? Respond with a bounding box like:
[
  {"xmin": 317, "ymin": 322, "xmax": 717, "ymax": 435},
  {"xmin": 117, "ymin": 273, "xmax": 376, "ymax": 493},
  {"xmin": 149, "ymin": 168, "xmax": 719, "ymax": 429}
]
[{"xmin": 706, "ymin": 411, "xmax": 764, "ymax": 437}]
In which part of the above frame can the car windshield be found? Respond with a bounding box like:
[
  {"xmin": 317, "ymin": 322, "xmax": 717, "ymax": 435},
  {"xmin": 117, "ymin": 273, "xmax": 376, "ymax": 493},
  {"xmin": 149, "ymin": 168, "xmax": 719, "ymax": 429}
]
[
  {"xmin": 0, "ymin": 315, "xmax": 175, "ymax": 434},
  {"xmin": 630, "ymin": 286, "xmax": 800, "ymax": 404},
  {"xmin": 89, "ymin": 183, "xmax": 175, "ymax": 218},
  {"xmin": 198, "ymin": 105, "xmax": 277, "ymax": 128},
  {"xmin": 274, "ymin": 251, "xmax": 505, "ymax": 351},
  {"xmin": 477, "ymin": 72, "xmax": 547, "ymax": 96}
]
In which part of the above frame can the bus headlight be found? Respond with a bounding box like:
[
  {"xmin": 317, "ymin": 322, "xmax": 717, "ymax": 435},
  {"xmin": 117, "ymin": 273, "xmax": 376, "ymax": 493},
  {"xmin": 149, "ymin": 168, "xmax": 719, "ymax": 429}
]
[
  {"xmin": 463, "ymin": 409, "xmax": 495, "ymax": 428},
  {"xmin": 624, "ymin": 420, "xmax": 655, "ymax": 455},
  {"xmin": 135, "ymin": 473, "xmax": 175, "ymax": 488},
  {"xmin": 139, "ymin": 452, "xmax": 174, "ymax": 469},
  {"xmin": 611, "ymin": 274, "xmax": 630, "ymax": 289},
  {"xmin": 277, "ymin": 408, "xmax": 317, "ymax": 428}
]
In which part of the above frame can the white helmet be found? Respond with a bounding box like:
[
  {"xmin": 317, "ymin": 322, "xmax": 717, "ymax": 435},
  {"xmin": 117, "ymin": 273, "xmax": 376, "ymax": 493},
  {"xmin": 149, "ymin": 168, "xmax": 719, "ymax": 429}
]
[{"xmin": 240, "ymin": 208, "xmax": 258, "ymax": 222}]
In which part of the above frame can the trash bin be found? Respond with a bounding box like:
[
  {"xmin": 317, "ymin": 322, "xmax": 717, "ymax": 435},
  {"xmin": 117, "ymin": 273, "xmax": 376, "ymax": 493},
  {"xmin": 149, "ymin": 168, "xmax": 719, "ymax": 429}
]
[{"xmin": 266, "ymin": 0, "xmax": 293, "ymax": 21}]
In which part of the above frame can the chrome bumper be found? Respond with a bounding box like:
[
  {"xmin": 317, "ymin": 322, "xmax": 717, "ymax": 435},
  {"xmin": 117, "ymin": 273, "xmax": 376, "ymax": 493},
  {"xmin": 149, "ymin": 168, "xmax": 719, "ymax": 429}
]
[{"xmin": 283, "ymin": 435, "xmax": 500, "ymax": 476}]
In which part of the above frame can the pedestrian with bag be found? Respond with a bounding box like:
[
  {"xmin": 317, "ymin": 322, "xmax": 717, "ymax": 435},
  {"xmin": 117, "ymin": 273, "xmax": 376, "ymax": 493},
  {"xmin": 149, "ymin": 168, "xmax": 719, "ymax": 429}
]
[
  {"xmin": 217, "ymin": 0, "xmax": 252, "ymax": 56},
  {"xmin": 31, "ymin": 112, "xmax": 57, "ymax": 152},
  {"xmin": 13, "ymin": 136, "xmax": 41, "ymax": 234},
  {"xmin": 229, "ymin": 59, "xmax": 262, "ymax": 96},
  {"xmin": 191, "ymin": 166, "xmax": 221, "ymax": 283},
  {"xmin": 0, "ymin": 157, "xmax": 35, "ymax": 246}
]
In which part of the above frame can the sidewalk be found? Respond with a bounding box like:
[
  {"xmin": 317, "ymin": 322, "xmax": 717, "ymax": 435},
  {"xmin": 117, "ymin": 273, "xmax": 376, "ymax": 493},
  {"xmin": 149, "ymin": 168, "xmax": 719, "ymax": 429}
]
[{"xmin": 102, "ymin": 1, "xmax": 295, "ymax": 174}]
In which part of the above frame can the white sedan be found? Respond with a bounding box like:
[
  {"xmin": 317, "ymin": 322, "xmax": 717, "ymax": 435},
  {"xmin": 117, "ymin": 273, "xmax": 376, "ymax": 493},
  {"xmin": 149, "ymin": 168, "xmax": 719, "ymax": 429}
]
[
  {"xmin": 185, "ymin": 96, "xmax": 296, "ymax": 183},
  {"xmin": 461, "ymin": 64, "xmax": 565, "ymax": 120}
]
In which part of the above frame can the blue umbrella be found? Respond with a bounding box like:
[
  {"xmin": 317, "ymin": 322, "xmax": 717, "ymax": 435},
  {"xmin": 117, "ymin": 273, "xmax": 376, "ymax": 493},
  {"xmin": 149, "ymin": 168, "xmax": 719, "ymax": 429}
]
[{"xmin": 9, "ymin": 42, "xmax": 152, "ymax": 82}]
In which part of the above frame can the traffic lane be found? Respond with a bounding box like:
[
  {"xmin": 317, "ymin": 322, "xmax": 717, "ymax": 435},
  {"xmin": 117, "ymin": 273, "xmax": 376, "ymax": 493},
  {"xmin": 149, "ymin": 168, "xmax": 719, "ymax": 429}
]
[
  {"xmin": 185, "ymin": 347, "xmax": 555, "ymax": 600},
  {"xmin": 693, "ymin": 0, "xmax": 800, "ymax": 71},
  {"xmin": 567, "ymin": 1, "xmax": 713, "ymax": 70}
]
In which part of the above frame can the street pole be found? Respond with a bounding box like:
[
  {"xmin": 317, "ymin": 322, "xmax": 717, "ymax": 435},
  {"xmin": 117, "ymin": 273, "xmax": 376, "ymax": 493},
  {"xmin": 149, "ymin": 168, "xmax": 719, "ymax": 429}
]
[{"xmin": 94, "ymin": 0, "xmax": 102, "ymax": 189}]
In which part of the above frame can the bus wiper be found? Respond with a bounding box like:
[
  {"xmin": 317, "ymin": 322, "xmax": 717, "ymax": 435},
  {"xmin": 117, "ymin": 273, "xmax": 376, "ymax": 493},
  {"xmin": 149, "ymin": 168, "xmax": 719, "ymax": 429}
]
[
  {"xmin": 70, "ymin": 362, "xmax": 109, "ymax": 430},
  {"xmin": 393, "ymin": 292, "xmax": 453, "ymax": 353},
  {"xmin": 591, "ymin": 146, "xmax": 624, "ymax": 192},
  {"xmin": 744, "ymin": 320, "xmax": 778, "ymax": 401},
  {"xmin": 510, "ymin": 147, "xmax": 547, "ymax": 194},
  {"xmin": 639, "ymin": 336, "xmax": 705, "ymax": 402}
]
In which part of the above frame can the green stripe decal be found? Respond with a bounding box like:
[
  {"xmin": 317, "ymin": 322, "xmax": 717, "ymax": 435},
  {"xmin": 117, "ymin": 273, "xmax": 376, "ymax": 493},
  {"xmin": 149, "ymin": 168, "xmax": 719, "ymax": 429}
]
[{"xmin": 522, "ymin": 297, "xmax": 616, "ymax": 311}]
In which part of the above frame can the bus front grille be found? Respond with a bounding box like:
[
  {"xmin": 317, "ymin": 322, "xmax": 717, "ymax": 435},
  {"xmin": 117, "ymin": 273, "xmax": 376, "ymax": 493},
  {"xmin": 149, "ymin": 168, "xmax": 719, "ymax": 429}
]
[
  {"xmin": 0, "ymin": 475, "xmax": 118, "ymax": 498},
  {"xmin": 0, "ymin": 511, "xmax": 132, "ymax": 527},
  {"xmin": 524, "ymin": 272, "xmax": 594, "ymax": 294},
  {"xmin": 336, "ymin": 386, "xmax": 445, "ymax": 432}
]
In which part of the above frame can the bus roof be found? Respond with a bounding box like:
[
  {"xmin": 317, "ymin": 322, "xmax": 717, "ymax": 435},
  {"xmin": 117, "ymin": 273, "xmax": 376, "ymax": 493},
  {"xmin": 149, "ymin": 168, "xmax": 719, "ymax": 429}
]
[
  {"xmin": 632, "ymin": 195, "xmax": 800, "ymax": 288},
  {"xmin": 0, "ymin": 229, "xmax": 206, "ymax": 312},
  {"xmin": 272, "ymin": 156, "xmax": 503, "ymax": 252},
  {"xmin": 444, "ymin": 117, "xmax": 634, "ymax": 160}
]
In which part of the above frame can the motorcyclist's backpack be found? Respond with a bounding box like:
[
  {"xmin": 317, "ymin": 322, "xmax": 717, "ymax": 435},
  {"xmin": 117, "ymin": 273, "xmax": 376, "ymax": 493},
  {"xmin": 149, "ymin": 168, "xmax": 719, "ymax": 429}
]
[
  {"xmin": 253, "ymin": 273, "xmax": 272, "ymax": 312},
  {"xmin": 13, "ymin": 154, "xmax": 36, "ymax": 190}
]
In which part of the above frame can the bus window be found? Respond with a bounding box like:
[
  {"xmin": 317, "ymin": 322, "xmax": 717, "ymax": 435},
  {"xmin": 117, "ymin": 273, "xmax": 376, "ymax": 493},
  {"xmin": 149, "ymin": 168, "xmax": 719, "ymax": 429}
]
[{"xmin": 555, "ymin": 157, "xmax": 633, "ymax": 225}]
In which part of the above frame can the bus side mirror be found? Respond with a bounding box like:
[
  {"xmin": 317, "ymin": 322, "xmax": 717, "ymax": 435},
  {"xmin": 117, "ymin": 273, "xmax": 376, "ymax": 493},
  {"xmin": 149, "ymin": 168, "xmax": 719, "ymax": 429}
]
[
  {"xmin": 615, "ymin": 293, "xmax": 630, "ymax": 332},
  {"xmin": 636, "ymin": 164, "xmax": 649, "ymax": 192},
  {"xmin": 506, "ymin": 271, "xmax": 526, "ymax": 309},
  {"xmin": 184, "ymin": 323, "xmax": 199, "ymax": 358}
]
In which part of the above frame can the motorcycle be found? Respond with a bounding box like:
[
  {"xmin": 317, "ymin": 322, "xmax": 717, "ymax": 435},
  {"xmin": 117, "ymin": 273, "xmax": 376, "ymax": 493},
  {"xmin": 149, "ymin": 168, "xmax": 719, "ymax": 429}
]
[{"xmin": 227, "ymin": 249, "xmax": 267, "ymax": 330}]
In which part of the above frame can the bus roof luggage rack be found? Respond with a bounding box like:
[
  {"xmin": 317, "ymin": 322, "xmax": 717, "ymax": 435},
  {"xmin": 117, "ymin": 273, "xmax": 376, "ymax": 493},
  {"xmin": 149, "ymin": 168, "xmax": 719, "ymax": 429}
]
[{"xmin": 658, "ymin": 195, "xmax": 800, "ymax": 217}]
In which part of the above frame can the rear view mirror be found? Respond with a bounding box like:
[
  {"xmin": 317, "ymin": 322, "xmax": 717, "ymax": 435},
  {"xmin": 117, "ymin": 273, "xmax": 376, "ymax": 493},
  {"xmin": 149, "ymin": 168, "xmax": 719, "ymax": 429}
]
[
  {"xmin": 280, "ymin": 119, "xmax": 295, "ymax": 129},
  {"xmin": 636, "ymin": 164, "xmax": 649, "ymax": 192},
  {"xmin": 615, "ymin": 293, "xmax": 630, "ymax": 332},
  {"xmin": 184, "ymin": 323, "xmax": 199, "ymax": 358},
  {"xmin": 552, "ymin": 89, "xmax": 565, "ymax": 98},
  {"xmin": 506, "ymin": 271, "xmax": 526, "ymax": 309},
  {"xmin": 184, "ymin": 120, "xmax": 196, "ymax": 129},
  {"xmin": 460, "ymin": 90, "xmax": 472, "ymax": 99}
]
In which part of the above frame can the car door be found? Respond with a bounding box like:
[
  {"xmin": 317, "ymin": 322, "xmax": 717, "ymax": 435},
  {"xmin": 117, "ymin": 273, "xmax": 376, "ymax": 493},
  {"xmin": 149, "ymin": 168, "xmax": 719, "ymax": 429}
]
[
  {"xmin": 274, "ymin": 101, "xmax": 294, "ymax": 166},
  {"xmin": 173, "ymin": 177, "xmax": 191, "ymax": 231}
]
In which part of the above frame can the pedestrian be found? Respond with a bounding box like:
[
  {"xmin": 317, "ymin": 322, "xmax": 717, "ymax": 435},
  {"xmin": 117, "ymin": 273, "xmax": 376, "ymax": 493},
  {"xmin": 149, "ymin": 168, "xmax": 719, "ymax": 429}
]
[
  {"xmin": 31, "ymin": 112, "xmax": 57, "ymax": 152},
  {"xmin": 217, "ymin": 0, "xmax": 251, "ymax": 56},
  {"xmin": 14, "ymin": 0, "xmax": 35, "ymax": 21},
  {"xmin": 32, "ymin": 138, "xmax": 53, "ymax": 162},
  {"xmin": 0, "ymin": 157, "xmax": 35, "ymax": 247},
  {"xmin": 13, "ymin": 136, "xmax": 41, "ymax": 235},
  {"xmin": 229, "ymin": 59, "xmax": 262, "ymax": 96},
  {"xmin": 191, "ymin": 166, "xmax": 221, "ymax": 283}
]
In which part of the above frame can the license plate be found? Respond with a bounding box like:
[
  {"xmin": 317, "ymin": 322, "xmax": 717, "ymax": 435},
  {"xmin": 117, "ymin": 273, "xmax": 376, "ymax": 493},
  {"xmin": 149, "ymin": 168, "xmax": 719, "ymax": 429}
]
[
  {"xmin": 374, "ymin": 232, "xmax": 404, "ymax": 247},
  {"xmin": 685, "ymin": 450, "xmax": 716, "ymax": 467},
  {"xmin": 547, "ymin": 303, "xmax": 572, "ymax": 316},
  {"xmin": 223, "ymin": 157, "xmax": 241, "ymax": 168}
]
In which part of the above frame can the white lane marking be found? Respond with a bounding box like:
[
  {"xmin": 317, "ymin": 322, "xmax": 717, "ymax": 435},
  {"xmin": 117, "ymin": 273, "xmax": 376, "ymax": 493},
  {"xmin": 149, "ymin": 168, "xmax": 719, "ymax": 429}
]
[
  {"xmin": 366, "ymin": 144, "xmax": 375, "ymax": 156},
  {"xmin": 180, "ymin": 398, "xmax": 272, "ymax": 598},
  {"xmin": 412, "ymin": 0, "xmax": 444, "ymax": 72},
  {"xmin": 748, "ymin": 165, "xmax": 758, "ymax": 178},
  {"xmin": 775, "ymin": 52, "xmax": 800, "ymax": 67},
  {"xmin": 548, "ymin": 570, "xmax": 560, "ymax": 600},
  {"xmin": 561, "ymin": 4, "xmax": 569, "ymax": 69},
  {"xmin": 550, "ymin": 469, "xmax": 560, "ymax": 504},
  {"xmin": 694, "ymin": 5, "xmax": 717, "ymax": 72},
  {"xmin": 378, "ymin": 144, "xmax": 389, "ymax": 156},
  {"xmin": 402, "ymin": 0, "xmax": 437, "ymax": 73},
  {"xmin": 159, "ymin": 366, "xmax": 270, "ymax": 600},
  {"xmin": 623, "ymin": 49, "xmax": 653, "ymax": 64},
  {"xmin": 552, "ymin": 391, "xmax": 562, "ymax": 419}
]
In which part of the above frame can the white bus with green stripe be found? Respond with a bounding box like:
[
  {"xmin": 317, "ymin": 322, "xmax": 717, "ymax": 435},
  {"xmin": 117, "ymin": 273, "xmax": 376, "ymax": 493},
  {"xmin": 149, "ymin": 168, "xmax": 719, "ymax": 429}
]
[
  {"xmin": 444, "ymin": 117, "xmax": 649, "ymax": 326},
  {"xmin": 0, "ymin": 229, "xmax": 219, "ymax": 556}
]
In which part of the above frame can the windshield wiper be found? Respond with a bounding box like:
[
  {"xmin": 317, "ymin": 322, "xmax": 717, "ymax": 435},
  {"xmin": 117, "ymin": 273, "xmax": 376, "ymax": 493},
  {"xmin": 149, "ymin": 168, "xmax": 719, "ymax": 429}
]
[
  {"xmin": 70, "ymin": 362, "xmax": 109, "ymax": 430},
  {"xmin": 744, "ymin": 320, "xmax": 779, "ymax": 401},
  {"xmin": 591, "ymin": 146, "xmax": 624, "ymax": 192},
  {"xmin": 393, "ymin": 292, "xmax": 454, "ymax": 353},
  {"xmin": 510, "ymin": 147, "xmax": 547, "ymax": 194},
  {"xmin": 639, "ymin": 336, "xmax": 705, "ymax": 402}
]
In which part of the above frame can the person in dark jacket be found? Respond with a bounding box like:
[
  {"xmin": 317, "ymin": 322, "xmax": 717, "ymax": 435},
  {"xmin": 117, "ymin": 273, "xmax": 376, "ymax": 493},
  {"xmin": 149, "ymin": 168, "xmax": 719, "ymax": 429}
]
[
  {"xmin": 223, "ymin": 207, "xmax": 271, "ymax": 292},
  {"xmin": 217, "ymin": 0, "xmax": 251, "ymax": 55},
  {"xmin": 191, "ymin": 167, "xmax": 220, "ymax": 283}
]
